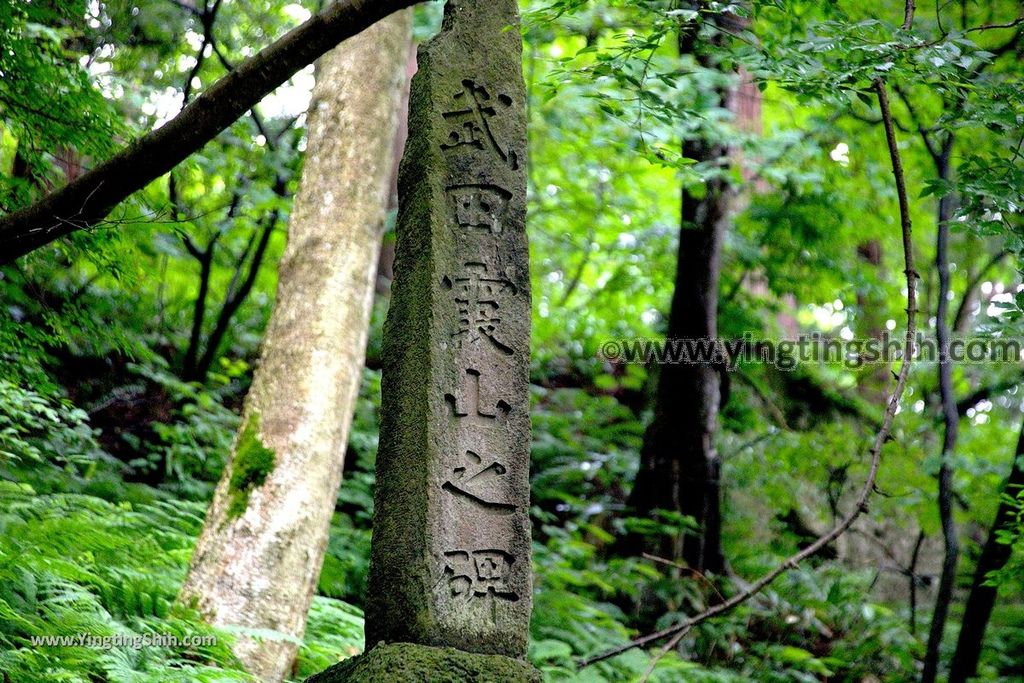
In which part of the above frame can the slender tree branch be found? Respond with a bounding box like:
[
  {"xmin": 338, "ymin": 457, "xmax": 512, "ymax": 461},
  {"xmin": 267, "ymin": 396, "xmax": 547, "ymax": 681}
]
[
  {"xmin": 639, "ymin": 626, "xmax": 692, "ymax": 682},
  {"xmin": 957, "ymin": 372, "xmax": 1024, "ymax": 417},
  {"xmin": 953, "ymin": 248, "xmax": 1009, "ymax": 333},
  {"xmin": 578, "ymin": 78, "xmax": 919, "ymax": 669},
  {"xmin": 984, "ymin": 28, "xmax": 1023, "ymax": 60},
  {"xmin": 223, "ymin": 228, "xmax": 259, "ymax": 303},
  {"xmin": 934, "ymin": 0, "xmax": 946, "ymax": 37},
  {"xmin": 893, "ymin": 85, "xmax": 942, "ymax": 166},
  {"xmin": 179, "ymin": 186, "xmax": 241, "ymax": 380},
  {"xmin": 181, "ymin": 236, "xmax": 218, "ymax": 380},
  {"xmin": 734, "ymin": 370, "xmax": 789, "ymax": 429},
  {"xmin": 0, "ymin": 0, "xmax": 420, "ymax": 263},
  {"xmin": 181, "ymin": 0, "xmax": 223, "ymax": 105},
  {"xmin": 847, "ymin": 99, "xmax": 912, "ymax": 133},
  {"xmin": 168, "ymin": 1, "xmax": 220, "ymax": 230},
  {"xmin": 909, "ymin": 528, "xmax": 926, "ymax": 634},
  {"xmin": 922, "ymin": 131, "xmax": 960, "ymax": 683},
  {"xmin": 193, "ymin": 210, "xmax": 277, "ymax": 380},
  {"xmin": 179, "ymin": 229, "xmax": 202, "ymax": 259},
  {"xmin": 558, "ymin": 183, "xmax": 604, "ymax": 306},
  {"xmin": 208, "ymin": 38, "xmax": 278, "ymax": 145},
  {"xmin": 847, "ymin": 109, "xmax": 882, "ymax": 125},
  {"xmin": 966, "ymin": 15, "xmax": 1024, "ymax": 33}
]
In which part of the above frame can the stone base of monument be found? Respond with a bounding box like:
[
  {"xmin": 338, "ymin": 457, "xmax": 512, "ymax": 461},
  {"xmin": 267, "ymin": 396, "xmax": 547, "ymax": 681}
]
[{"xmin": 304, "ymin": 642, "xmax": 542, "ymax": 683}]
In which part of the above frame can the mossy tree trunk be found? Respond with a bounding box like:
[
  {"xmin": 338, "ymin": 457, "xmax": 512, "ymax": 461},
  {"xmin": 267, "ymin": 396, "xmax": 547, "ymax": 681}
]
[{"xmin": 178, "ymin": 13, "xmax": 413, "ymax": 682}]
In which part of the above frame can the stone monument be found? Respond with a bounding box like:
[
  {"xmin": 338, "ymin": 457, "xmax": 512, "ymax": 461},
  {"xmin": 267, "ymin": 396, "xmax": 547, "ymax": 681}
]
[{"xmin": 307, "ymin": 0, "xmax": 537, "ymax": 679}]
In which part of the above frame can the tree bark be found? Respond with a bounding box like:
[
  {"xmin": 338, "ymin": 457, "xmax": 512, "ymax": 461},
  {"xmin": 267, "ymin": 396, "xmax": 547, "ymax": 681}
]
[
  {"xmin": 923, "ymin": 136, "xmax": 960, "ymax": 683},
  {"xmin": 177, "ymin": 12, "xmax": 412, "ymax": 682},
  {"xmin": 948, "ymin": 423, "xmax": 1024, "ymax": 682},
  {"xmin": 624, "ymin": 15, "xmax": 733, "ymax": 574},
  {"xmin": 0, "ymin": 0, "xmax": 419, "ymax": 264}
]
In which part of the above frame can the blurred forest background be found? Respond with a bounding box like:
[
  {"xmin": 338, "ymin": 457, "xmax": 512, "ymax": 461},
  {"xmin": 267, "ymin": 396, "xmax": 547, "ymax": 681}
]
[{"xmin": 1, "ymin": 0, "xmax": 1023, "ymax": 681}]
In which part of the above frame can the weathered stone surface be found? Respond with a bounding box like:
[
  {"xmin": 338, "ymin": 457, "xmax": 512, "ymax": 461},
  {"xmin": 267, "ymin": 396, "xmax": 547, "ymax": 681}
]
[
  {"xmin": 365, "ymin": 0, "xmax": 532, "ymax": 659},
  {"xmin": 304, "ymin": 643, "xmax": 541, "ymax": 683}
]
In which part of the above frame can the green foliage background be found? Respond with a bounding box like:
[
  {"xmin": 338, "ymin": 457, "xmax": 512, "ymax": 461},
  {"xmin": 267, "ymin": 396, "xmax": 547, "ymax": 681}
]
[{"xmin": 1, "ymin": 0, "xmax": 1023, "ymax": 681}]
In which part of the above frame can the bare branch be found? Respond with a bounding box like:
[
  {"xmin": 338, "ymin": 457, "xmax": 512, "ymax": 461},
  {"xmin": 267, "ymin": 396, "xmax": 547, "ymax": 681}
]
[
  {"xmin": 181, "ymin": 0, "xmax": 223, "ymax": 106},
  {"xmin": 957, "ymin": 372, "xmax": 1024, "ymax": 417},
  {"xmin": 893, "ymin": 85, "xmax": 942, "ymax": 166},
  {"xmin": 953, "ymin": 249, "xmax": 1009, "ymax": 332},
  {"xmin": 966, "ymin": 15, "xmax": 1024, "ymax": 33},
  {"xmin": 193, "ymin": 210, "xmax": 278, "ymax": 380}
]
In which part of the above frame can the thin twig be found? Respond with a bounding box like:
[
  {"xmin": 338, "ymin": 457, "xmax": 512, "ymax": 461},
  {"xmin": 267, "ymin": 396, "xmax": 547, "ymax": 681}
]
[
  {"xmin": 893, "ymin": 85, "xmax": 941, "ymax": 165},
  {"xmin": 641, "ymin": 553, "xmax": 727, "ymax": 604},
  {"xmin": 577, "ymin": 78, "xmax": 918, "ymax": 670},
  {"xmin": 965, "ymin": 15, "xmax": 1024, "ymax": 33},
  {"xmin": 640, "ymin": 625, "xmax": 692, "ymax": 682},
  {"xmin": 953, "ymin": 248, "xmax": 1008, "ymax": 332}
]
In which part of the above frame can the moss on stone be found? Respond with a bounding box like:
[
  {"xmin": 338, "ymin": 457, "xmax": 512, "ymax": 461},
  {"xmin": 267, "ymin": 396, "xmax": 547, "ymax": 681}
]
[
  {"xmin": 305, "ymin": 642, "xmax": 541, "ymax": 683},
  {"xmin": 226, "ymin": 413, "xmax": 275, "ymax": 519}
]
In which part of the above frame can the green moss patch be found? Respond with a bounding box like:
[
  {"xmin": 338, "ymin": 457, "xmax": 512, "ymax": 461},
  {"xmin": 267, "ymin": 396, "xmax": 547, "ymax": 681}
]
[
  {"xmin": 226, "ymin": 413, "xmax": 275, "ymax": 519},
  {"xmin": 305, "ymin": 642, "xmax": 541, "ymax": 683}
]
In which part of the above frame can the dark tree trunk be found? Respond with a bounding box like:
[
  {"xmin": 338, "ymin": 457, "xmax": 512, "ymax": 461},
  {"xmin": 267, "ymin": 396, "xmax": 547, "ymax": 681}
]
[
  {"xmin": 190, "ymin": 212, "xmax": 277, "ymax": 382},
  {"xmin": 626, "ymin": 151, "xmax": 728, "ymax": 572},
  {"xmin": 181, "ymin": 239, "xmax": 216, "ymax": 381},
  {"xmin": 923, "ymin": 136, "xmax": 960, "ymax": 683},
  {"xmin": 947, "ymin": 424, "xmax": 1024, "ymax": 682},
  {"xmin": 624, "ymin": 13, "xmax": 732, "ymax": 574}
]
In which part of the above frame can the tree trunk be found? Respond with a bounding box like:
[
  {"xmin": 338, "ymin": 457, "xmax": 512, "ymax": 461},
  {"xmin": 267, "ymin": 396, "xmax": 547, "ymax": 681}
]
[
  {"xmin": 923, "ymin": 137, "xmax": 960, "ymax": 683},
  {"xmin": 948, "ymin": 423, "xmax": 1024, "ymax": 682},
  {"xmin": 177, "ymin": 13, "xmax": 412, "ymax": 682},
  {"xmin": 624, "ymin": 16, "xmax": 733, "ymax": 574}
]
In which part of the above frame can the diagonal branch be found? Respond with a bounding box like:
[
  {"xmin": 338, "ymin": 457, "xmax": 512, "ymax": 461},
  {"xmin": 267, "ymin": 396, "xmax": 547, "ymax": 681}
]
[
  {"xmin": 893, "ymin": 85, "xmax": 942, "ymax": 167},
  {"xmin": 0, "ymin": 0, "xmax": 420, "ymax": 264},
  {"xmin": 957, "ymin": 372, "xmax": 1024, "ymax": 417},
  {"xmin": 966, "ymin": 15, "xmax": 1024, "ymax": 33},
  {"xmin": 192, "ymin": 208, "xmax": 278, "ymax": 381},
  {"xmin": 953, "ymin": 248, "xmax": 1009, "ymax": 333}
]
